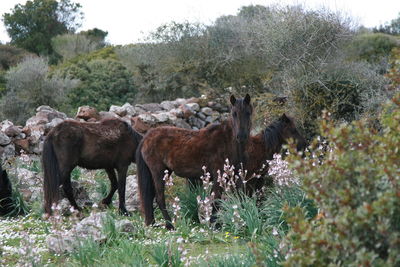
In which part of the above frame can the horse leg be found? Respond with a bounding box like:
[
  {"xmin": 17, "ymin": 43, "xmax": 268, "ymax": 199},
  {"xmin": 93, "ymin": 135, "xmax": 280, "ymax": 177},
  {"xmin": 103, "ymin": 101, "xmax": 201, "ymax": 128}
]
[
  {"xmin": 61, "ymin": 169, "xmax": 81, "ymax": 211},
  {"xmin": 101, "ymin": 168, "xmax": 118, "ymax": 207},
  {"xmin": 151, "ymin": 168, "xmax": 174, "ymax": 230},
  {"xmin": 116, "ymin": 165, "xmax": 130, "ymax": 216}
]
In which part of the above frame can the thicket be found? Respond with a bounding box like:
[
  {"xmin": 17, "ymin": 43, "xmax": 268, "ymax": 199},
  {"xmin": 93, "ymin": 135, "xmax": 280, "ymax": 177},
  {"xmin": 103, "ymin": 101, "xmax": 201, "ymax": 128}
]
[
  {"xmin": 282, "ymin": 95, "xmax": 400, "ymax": 266},
  {"xmin": 115, "ymin": 5, "xmax": 393, "ymax": 138},
  {"xmin": 0, "ymin": 56, "xmax": 78, "ymax": 124},
  {"xmin": 55, "ymin": 47, "xmax": 136, "ymax": 113}
]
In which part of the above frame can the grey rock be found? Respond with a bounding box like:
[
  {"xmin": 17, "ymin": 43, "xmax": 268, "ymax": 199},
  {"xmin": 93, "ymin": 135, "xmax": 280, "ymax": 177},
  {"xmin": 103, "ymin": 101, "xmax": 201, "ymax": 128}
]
[
  {"xmin": 169, "ymin": 108, "xmax": 184, "ymax": 118},
  {"xmin": 160, "ymin": 100, "xmax": 176, "ymax": 110},
  {"xmin": 4, "ymin": 125, "xmax": 22, "ymax": 137},
  {"xmin": 122, "ymin": 103, "xmax": 137, "ymax": 116},
  {"xmin": 201, "ymin": 107, "xmax": 213, "ymax": 116},
  {"xmin": 197, "ymin": 112, "xmax": 206, "ymax": 120},
  {"xmin": 0, "ymin": 143, "xmax": 15, "ymax": 160},
  {"xmin": 153, "ymin": 112, "xmax": 169, "ymax": 123},
  {"xmin": 188, "ymin": 116, "xmax": 206, "ymax": 129},
  {"xmin": 1, "ymin": 120, "xmax": 14, "ymax": 132},
  {"xmin": 138, "ymin": 113, "xmax": 157, "ymax": 124},
  {"xmin": 185, "ymin": 103, "xmax": 200, "ymax": 112},
  {"xmin": 136, "ymin": 103, "xmax": 163, "ymax": 113},
  {"xmin": 109, "ymin": 105, "xmax": 127, "ymax": 117},
  {"xmin": 116, "ymin": 219, "xmax": 135, "ymax": 233},
  {"xmin": 0, "ymin": 132, "xmax": 11, "ymax": 146},
  {"xmin": 173, "ymin": 119, "xmax": 192, "ymax": 129}
]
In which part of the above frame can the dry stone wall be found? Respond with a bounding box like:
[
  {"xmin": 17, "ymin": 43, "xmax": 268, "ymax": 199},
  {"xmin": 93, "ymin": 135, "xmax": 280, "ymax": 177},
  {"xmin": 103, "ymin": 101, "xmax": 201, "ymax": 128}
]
[{"xmin": 0, "ymin": 96, "xmax": 229, "ymax": 159}]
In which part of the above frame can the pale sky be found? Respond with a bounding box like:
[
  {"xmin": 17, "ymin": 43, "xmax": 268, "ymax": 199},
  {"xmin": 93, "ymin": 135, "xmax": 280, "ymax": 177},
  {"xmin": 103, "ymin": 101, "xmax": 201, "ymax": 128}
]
[{"xmin": 0, "ymin": 0, "xmax": 399, "ymax": 45}]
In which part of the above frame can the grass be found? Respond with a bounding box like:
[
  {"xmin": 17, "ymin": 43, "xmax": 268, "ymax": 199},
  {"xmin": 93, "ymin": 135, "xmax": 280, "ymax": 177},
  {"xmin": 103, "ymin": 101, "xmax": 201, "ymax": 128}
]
[{"xmin": 0, "ymin": 157, "xmax": 313, "ymax": 267}]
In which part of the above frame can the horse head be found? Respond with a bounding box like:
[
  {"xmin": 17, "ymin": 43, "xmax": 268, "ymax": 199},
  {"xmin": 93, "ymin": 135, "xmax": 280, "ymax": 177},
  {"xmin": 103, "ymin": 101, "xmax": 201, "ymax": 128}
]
[
  {"xmin": 278, "ymin": 113, "xmax": 307, "ymax": 152},
  {"xmin": 230, "ymin": 94, "xmax": 253, "ymax": 144}
]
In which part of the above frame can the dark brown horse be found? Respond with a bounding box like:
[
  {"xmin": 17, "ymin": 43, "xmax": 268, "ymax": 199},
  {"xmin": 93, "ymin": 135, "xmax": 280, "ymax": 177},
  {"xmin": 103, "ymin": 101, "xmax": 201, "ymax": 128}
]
[
  {"xmin": 136, "ymin": 95, "xmax": 253, "ymax": 229},
  {"xmin": 0, "ymin": 165, "xmax": 13, "ymax": 216},
  {"xmin": 42, "ymin": 118, "xmax": 142, "ymax": 215},
  {"xmin": 245, "ymin": 114, "xmax": 306, "ymax": 194}
]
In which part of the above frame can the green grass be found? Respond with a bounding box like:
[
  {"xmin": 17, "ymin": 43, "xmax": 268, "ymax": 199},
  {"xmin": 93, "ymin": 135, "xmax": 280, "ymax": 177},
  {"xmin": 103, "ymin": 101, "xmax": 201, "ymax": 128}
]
[{"xmin": 0, "ymin": 161, "xmax": 313, "ymax": 266}]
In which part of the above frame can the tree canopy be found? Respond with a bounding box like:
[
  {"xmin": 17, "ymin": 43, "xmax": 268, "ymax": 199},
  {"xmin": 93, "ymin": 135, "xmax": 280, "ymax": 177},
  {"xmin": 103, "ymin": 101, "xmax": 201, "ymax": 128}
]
[{"xmin": 2, "ymin": 0, "xmax": 83, "ymax": 57}]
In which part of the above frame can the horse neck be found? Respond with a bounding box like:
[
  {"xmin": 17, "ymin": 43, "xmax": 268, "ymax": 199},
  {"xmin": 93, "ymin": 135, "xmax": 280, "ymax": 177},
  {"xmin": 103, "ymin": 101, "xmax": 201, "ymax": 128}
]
[
  {"xmin": 263, "ymin": 123, "xmax": 285, "ymax": 157},
  {"xmin": 211, "ymin": 119, "xmax": 246, "ymax": 164}
]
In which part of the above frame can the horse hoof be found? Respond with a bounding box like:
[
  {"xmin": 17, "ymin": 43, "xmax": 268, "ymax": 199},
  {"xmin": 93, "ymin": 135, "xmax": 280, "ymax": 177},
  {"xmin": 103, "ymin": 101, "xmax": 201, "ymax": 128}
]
[
  {"xmin": 165, "ymin": 222, "xmax": 175, "ymax": 231},
  {"xmin": 99, "ymin": 200, "xmax": 111, "ymax": 209}
]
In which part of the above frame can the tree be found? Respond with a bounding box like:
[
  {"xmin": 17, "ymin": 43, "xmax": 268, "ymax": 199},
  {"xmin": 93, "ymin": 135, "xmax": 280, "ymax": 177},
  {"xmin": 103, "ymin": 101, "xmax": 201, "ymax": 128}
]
[
  {"xmin": 373, "ymin": 12, "xmax": 400, "ymax": 35},
  {"xmin": 2, "ymin": 0, "xmax": 83, "ymax": 57}
]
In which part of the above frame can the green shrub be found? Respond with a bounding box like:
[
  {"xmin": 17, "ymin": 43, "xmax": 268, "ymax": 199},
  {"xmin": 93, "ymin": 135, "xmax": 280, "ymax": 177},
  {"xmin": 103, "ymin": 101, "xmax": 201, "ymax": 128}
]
[
  {"xmin": 286, "ymin": 58, "xmax": 390, "ymax": 139},
  {"xmin": 57, "ymin": 56, "xmax": 136, "ymax": 113},
  {"xmin": 51, "ymin": 33, "xmax": 103, "ymax": 61},
  {"xmin": 346, "ymin": 32, "xmax": 399, "ymax": 64},
  {"xmin": 198, "ymin": 250, "xmax": 256, "ymax": 267},
  {"xmin": 0, "ymin": 56, "xmax": 78, "ymax": 124},
  {"xmin": 282, "ymin": 95, "xmax": 400, "ymax": 266},
  {"xmin": 0, "ymin": 45, "xmax": 31, "ymax": 71},
  {"xmin": 151, "ymin": 242, "xmax": 183, "ymax": 267},
  {"xmin": 386, "ymin": 47, "xmax": 400, "ymax": 90}
]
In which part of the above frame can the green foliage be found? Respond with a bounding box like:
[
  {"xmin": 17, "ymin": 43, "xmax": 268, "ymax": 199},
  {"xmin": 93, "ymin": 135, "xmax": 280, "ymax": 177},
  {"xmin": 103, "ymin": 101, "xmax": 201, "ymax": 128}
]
[
  {"xmin": 2, "ymin": 0, "xmax": 83, "ymax": 58},
  {"xmin": 261, "ymin": 186, "xmax": 317, "ymax": 233},
  {"xmin": 176, "ymin": 184, "xmax": 207, "ymax": 223},
  {"xmin": 151, "ymin": 242, "xmax": 183, "ymax": 267},
  {"xmin": 79, "ymin": 28, "xmax": 108, "ymax": 46},
  {"xmin": 55, "ymin": 48, "xmax": 136, "ymax": 112},
  {"xmin": 71, "ymin": 238, "xmax": 102, "ymax": 266},
  {"xmin": 386, "ymin": 47, "xmax": 400, "ymax": 90},
  {"xmin": 51, "ymin": 33, "xmax": 103, "ymax": 62},
  {"xmin": 197, "ymin": 250, "xmax": 256, "ymax": 267},
  {"xmin": 0, "ymin": 56, "xmax": 78, "ymax": 124},
  {"xmin": 346, "ymin": 33, "xmax": 399, "ymax": 63},
  {"xmin": 282, "ymin": 95, "xmax": 400, "ymax": 266},
  {"xmin": 374, "ymin": 12, "xmax": 400, "ymax": 35},
  {"xmin": 217, "ymin": 185, "xmax": 316, "ymax": 240},
  {"xmin": 0, "ymin": 45, "xmax": 31, "ymax": 71},
  {"xmin": 287, "ymin": 58, "xmax": 389, "ymax": 139}
]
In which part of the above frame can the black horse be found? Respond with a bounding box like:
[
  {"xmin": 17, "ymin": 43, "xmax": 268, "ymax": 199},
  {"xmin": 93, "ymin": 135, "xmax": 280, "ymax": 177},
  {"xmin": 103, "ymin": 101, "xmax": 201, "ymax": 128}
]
[
  {"xmin": 42, "ymin": 118, "xmax": 142, "ymax": 215},
  {"xmin": 0, "ymin": 165, "xmax": 13, "ymax": 216}
]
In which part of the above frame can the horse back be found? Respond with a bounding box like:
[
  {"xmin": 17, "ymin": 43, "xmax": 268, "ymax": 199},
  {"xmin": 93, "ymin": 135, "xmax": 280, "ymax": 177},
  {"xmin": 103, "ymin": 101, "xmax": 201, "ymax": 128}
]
[{"xmin": 141, "ymin": 124, "xmax": 233, "ymax": 177}]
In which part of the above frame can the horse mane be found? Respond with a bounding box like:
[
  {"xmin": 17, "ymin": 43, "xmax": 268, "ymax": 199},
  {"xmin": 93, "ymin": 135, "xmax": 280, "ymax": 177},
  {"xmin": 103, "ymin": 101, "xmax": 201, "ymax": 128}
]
[{"xmin": 263, "ymin": 119, "xmax": 285, "ymax": 153}]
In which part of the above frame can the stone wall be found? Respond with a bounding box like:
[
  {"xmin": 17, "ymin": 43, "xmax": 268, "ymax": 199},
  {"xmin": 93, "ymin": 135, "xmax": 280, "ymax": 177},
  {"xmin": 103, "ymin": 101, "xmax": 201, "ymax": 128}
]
[{"xmin": 0, "ymin": 96, "xmax": 229, "ymax": 159}]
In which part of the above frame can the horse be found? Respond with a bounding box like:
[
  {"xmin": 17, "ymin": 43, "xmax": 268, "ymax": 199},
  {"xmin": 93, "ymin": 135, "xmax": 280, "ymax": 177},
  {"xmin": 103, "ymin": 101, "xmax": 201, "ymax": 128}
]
[
  {"xmin": 42, "ymin": 118, "xmax": 142, "ymax": 215},
  {"xmin": 0, "ymin": 165, "xmax": 13, "ymax": 216},
  {"xmin": 136, "ymin": 94, "xmax": 253, "ymax": 229},
  {"xmin": 244, "ymin": 113, "xmax": 307, "ymax": 195}
]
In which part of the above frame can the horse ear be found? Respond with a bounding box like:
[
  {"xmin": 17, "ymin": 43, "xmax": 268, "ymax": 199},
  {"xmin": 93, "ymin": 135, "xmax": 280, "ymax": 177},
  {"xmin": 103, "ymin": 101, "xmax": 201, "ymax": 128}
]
[
  {"xmin": 280, "ymin": 113, "xmax": 290, "ymax": 123},
  {"xmin": 244, "ymin": 94, "xmax": 251, "ymax": 104},
  {"xmin": 230, "ymin": 95, "xmax": 236, "ymax": 106}
]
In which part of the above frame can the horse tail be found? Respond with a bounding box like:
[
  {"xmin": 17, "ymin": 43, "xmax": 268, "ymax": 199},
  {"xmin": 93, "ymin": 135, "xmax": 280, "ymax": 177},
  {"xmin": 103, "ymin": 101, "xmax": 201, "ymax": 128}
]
[
  {"xmin": 136, "ymin": 141, "xmax": 155, "ymax": 225},
  {"xmin": 42, "ymin": 135, "xmax": 60, "ymax": 215},
  {"xmin": 131, "ymin": 129, "xmax": 143, "ymax": 163}
]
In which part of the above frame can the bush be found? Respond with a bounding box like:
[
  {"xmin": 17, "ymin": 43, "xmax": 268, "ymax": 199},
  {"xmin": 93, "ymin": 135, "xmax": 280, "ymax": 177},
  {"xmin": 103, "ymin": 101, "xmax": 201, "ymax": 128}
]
[
  {"xmin": 346, "ymin": 33, "xmax": 399, "ymax": 65},
  {"xmin": 0, "ymin": 56, "xmax": 78, "ymax": 124},
  {"xmin": 386, "ymin": 47, "xmax": 400, "ymax": 91},
  {"xmin": 0, "ymin": 45, "xmax": 32, "ymax": 70},
  {"xmin": 51, "ymin": 33, "xmax": 104, "ymax": 61},
  {"xmin": 282, "ymin": 95, "xmax": 400, "ymax": 266},
  {"xmin": 284, "ymin": 58, "xmax": 390, "ymax": 139},
  {"xmin": 55, "ymin": 49, "xmax": 136, "ymax": 113}
]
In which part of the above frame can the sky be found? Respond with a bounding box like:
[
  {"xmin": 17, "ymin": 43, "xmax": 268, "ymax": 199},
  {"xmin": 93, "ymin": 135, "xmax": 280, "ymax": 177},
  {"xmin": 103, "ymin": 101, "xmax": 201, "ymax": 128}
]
[{"xmin": 0, "ymin": 0, "xmax": 399, "ymax": 45}]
